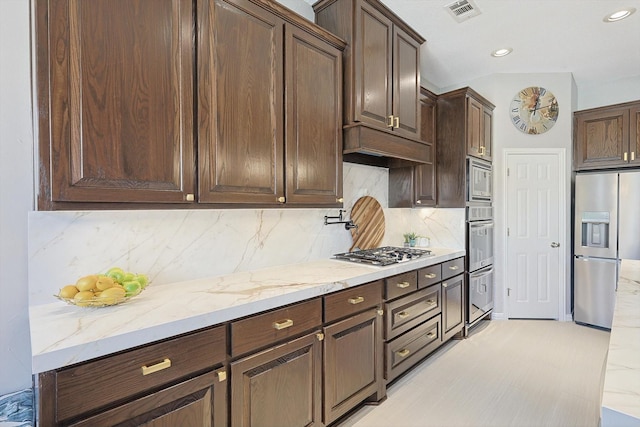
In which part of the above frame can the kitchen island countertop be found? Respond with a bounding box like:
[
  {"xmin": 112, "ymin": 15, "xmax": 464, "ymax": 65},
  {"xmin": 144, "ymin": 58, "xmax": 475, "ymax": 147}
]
[
  {"xmin": 29, "ymin": 247, "xmax": 465, "ymax": 374},
  {"xmin": 601, "ymin": 259, "xmax": 640, "ymax": 426}
]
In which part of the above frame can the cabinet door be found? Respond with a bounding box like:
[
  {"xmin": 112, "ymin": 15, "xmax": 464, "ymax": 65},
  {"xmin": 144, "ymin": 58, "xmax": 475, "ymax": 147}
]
[
  {"xmin": 414, "ymin": 89, "xmax": 437, "ymax": 206},
  {"xmin": 574, "ymin": 106, "xmax": 629, "ymax": 170},
  {"xmin": 392, "ymin": 25, "xmax": 421, "ymax": 138},
  {"xmin": 466, "ymin": 96, "xmax": 483, "ymax": 159},
  {"xmin": 231, "ymin": 332, "xmax": 323, "ymax": 427},
  {"xmin": 442, "ymin": 273, "xmax": 465, "ymax": 341},
  {"xmin": 285, "ymin": 26, "xmax": 343, "ymax": 205},
  {"xmin": 66, "ymin": 369, "xmax": 227, "ymax": 427},
  {"xmin": 323, "ymin": 308, "xmax": 384, "ymax": 425},
  {"xmin": 40, "ymin": 0, "xmax": 195, "ymax": 206},
  {"xmin": 198, "ymin": 0, "xmax": 285, "ymax": 204},
  {"xmin": 353, "ymin": 1, "xmax": 393, "ymax": 129},
  {"xmin": 482, "ymin": 106, "xmax": 493, "ymax": 161},
  {"xmin": 630, "ymin": 105, "xmax": 640, "ymax": 166}
]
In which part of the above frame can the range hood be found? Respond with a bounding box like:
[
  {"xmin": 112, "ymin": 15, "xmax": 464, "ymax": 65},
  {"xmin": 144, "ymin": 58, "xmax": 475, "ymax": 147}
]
[{"xmin": 342, "ymin": 123, "xmax": 431, "ymax": 168}]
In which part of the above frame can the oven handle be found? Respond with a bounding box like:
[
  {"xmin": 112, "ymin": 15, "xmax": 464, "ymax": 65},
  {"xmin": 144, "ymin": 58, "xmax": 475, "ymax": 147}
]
[
  {"xmin": 469, "ymin": 221, "xmax": 494, "ymax": 229},
  {"xmin": 469, "ymin": 267, "xmax": 494, "ymax": 279}
]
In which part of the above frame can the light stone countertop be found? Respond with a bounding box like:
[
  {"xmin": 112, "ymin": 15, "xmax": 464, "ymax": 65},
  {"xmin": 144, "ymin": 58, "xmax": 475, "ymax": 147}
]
[
  {"xmin": 29, "ymin": 247, "xmax": 465, "ymax": 374},
  {"xmin": 601, "ymin": 259, "xmax": 640, "ymax": 426}
]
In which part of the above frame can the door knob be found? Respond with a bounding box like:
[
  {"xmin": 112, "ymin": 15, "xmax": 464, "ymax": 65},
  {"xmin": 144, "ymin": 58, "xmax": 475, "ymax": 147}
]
[{"xmin": 550, "ymin": 242, "xmax": 560, "ymax": 248}]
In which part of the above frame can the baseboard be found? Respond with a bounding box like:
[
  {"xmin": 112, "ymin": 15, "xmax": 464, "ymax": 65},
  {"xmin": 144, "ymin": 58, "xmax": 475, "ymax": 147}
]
[{"xmin": 491, "ymin": 312, "xmax": 506, "ymax": 320}]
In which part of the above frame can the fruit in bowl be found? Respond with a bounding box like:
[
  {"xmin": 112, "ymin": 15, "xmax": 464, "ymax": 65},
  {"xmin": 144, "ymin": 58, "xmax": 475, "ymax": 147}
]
[{"xmin": 55, "ymin": 267, "xmax": 150, "ymax": 307}]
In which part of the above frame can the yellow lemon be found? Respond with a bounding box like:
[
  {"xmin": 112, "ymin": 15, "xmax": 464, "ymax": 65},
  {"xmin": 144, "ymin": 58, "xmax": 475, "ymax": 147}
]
[
  {"xmin": 98, "ymin": 287, "xmax": 126, "ymax": 305},
  {"xmin": 58, "ymin": 285, "xmax": 79, "ymax": 299},
  {"xmin": 95, "ymin": 276, "xmax": 115, "ymax": 291},
  {"xmin": 76, "ymin": 275, "xmax": 98, "ymax": 292},
  {"xmin": 73, "ymin": 290, "xmax": 95, "ymax": 307}
]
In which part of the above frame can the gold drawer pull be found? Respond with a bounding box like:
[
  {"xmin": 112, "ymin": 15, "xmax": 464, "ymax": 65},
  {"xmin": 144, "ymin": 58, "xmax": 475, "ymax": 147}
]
[
  {"xmin": 426, "ymin": 331, "xmax": 436, "ymax": 339},
  {"xmin": 141, "ymin": 358, "xmax": 171, "ymax": 376},
  {"xmin": 448, "ymin": 265, "xmax": 459, "ymax": 270},
  {"xmin": 632, "ymin": 152, "xmax": 636, "ymax": 161},
  {"xmin": 397, "ymin": 311, "xmax": 410, "ymax": 319},
  {"xmin": 443, "ymin": 282, "xmax": 448, "ymax": 288},
  {"xmin": 217, "ymin": 370, "xmax": 227, "ymax": 382},
  {"xmin": 397, "ymin": 348, "xmax": 410, "ymax": 358},
  {"xmin": 624, "ymin": 152, "xmax": 628, "ymax": 161},
  {"xmin": 424, "ymin": 273, "xmax": 437, "ymax": 279},
  {"xmin": 348, "ymin": 296, "xmax": 364, "ymax": 305},
  {"xmin": 273, "ymin": 319, "xmax": 294, "ymax": 330},
  {"xmin": 426, "ymin": 299, "xmax": 436, "ymax": 305},
  {"xmin": 396, "ymin": 281, "xmax": 411, "ymax": 289},
  {"xmin": 394, "ymin": 116, "xmax": 399, "ymax": 129}
]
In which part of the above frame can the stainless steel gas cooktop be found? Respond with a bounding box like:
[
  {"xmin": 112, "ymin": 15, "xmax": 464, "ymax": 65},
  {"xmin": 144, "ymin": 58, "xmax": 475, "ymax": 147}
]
[{"xmin": 333, "ymin": 246, "xmax": 432, "ymax": 266}]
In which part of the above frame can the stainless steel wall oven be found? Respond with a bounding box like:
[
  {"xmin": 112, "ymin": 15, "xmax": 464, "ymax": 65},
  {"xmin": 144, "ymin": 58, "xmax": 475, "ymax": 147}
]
[{"xmin": 466, "ymin": 204, "xmax": 494, "ymax": 329}]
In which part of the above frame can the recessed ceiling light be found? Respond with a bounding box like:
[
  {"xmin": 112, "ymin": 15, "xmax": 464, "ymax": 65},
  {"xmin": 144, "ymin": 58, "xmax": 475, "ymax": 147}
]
[
  {"xmin": 491, "ymin": 48, "xmax": 512, "ymax": 57},
  {"xmin": 603, "ymin": 8, "xmax": 636, "ymax": 22}
]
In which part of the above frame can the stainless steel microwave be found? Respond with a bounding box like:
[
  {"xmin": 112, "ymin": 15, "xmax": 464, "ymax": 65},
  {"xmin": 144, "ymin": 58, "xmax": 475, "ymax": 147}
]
[{"xmin": 467, "ymin": 157, "xmax": 492, "ymax": 203}]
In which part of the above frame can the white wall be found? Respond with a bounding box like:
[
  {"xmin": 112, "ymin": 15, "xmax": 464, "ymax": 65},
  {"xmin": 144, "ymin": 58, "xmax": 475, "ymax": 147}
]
[{"xmin": 0, "ymin": 0, "xmax": 35, "ymax": 395}]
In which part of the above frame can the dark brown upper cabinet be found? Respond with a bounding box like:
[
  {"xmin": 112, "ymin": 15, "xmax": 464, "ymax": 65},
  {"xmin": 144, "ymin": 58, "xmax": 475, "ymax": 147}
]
[
  {"xmin": 389, "ymin": 87, "xmax": 437, "ymax": 208},
  {"xmin": 574, "ymin": 101, "xmax": 640, "ymax": 171},
  {"xmin": 436, "ymin": 87, "xmax": 494, "ymax": 208},
  {"xmin": 36, "ymin": 0, "xmax": 345, "ymax": 210},
  {"xmin": 314, "ymin": 0, "xmax": 430, "ymax": 166},
  {"xmin": 36, "ymin": 0, "xmax": 196, "ymax": 208}
]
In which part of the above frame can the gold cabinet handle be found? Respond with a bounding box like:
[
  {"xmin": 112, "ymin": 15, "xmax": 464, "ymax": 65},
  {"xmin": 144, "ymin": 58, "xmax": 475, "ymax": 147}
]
[
  {"xmin": 426, "ymin": 331, "xmax": 436, "ymax": 339},
  {"xmin": 337, "ymin": 197, "xmax": 344, "ymax": 203},
  {"xmin": 397, "ymin": 311, "xmax": 410, "ymax": 319},
  {"xmin": 624, "ymin": 152, "xmax": 628, "ymax": 161},
  {"xmin": 426, "ymin": 299, "xmax": 436, "ymax": 305},
  {"xmin": 416, "ymin": 200, "xmax": 422, "ymax": 204},
  {"xmin": 141, "ymin": 358, "xmax": 171, "ymax": 376},
  {"xmin": 448, "ymin": 265, "xmax": 459, "ymax": 270},
  {"xmin": 479, "ymin": 146, "xmax": 486, "ymax": 156},
  {"xmin": 394, "ymin": 116, "xmax": 399, "ymax": 129},
  {"xmin": 443, "ymin": 282, "xmax": 448, "ymax": 288},
  {"xmin": 424, "ymin": 273, "xmax": 437, "ymax": 279},
  {"xmin": 217, "ymin": 369, "xmax": 227, "ymax": 382},
  {"xmin": 185, "ymin": 193, "xmax": 195, "ymax": 202},
  {"xmin": 277, "ymin": 196, "xmax": 285, "ymax": 203},
  {"xmin": 387, "ymin": 115, "xmax": 394, "ymax": 128},
  {"xmin": 348, "ymin": 296, "xmax": 364, "ymax": 305},
  {"xmin": 377, "ymin": 309, "xmax": 384, "ymax": 316},
  {"xmin": 396, "ymin": 281, "xmax": 411, "ymax": 289},
  {"xmin": 397, "ymin": 348, "xmax": 410, "ymax": 358},
  {"xmin": 632, "ymin": 152, "xmax": 636, "ymax": 161},
  {"xmin": 316, "ymin": 332, "xmax": 325, "ymax": 341},
  {"xmin": 273, "ymin": 319, "xmax": 294, "ymax": 330}
]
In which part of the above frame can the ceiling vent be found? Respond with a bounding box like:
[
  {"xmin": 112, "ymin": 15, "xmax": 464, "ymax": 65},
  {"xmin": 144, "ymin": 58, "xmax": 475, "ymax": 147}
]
[{"xmin": 444, "ymin": 0, "xmax": 482, "ymax": 22}]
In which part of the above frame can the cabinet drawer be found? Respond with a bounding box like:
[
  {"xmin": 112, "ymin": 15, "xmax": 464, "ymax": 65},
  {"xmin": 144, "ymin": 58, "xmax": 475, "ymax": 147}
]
[
  {"xmin": 231, "ymin": 298, "xmax": 322, "ymax": 357},
  {"xmin": 384, "ymin": 271, "xmax": 418, "ymax": 300},
  {"xmin": 385, "ymin": 284, "xmax": 441, "ymax": 340},
  {"xmin": 55, "ymin": 325, "xmax": 227, "ymax": 423},
  {"xmin": 385, "ymin": 316, "xmax": 442, "ymax": 382},
  {"xmin": 442, "ymin": 257, "xmax": 464, "ymax": 280},
  {"xmin": 324, "ymin": 280, "xmax": 382, "ymax": 323},
  {"xmin": 418, "ymin": 264, "xmax": 442, "ymax": 288}
]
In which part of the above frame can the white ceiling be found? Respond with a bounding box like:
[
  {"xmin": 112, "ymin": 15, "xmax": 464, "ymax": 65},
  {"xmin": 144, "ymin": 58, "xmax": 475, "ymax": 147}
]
[{"xmin": 317, "ymin": 0, "xmax": 640, "ymax": 90}]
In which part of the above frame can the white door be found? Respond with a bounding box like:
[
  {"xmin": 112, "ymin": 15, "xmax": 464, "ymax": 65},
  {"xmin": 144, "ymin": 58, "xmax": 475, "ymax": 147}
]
[{"xmin": 506, "ymin": 153, "xmax": 562, "ymax": 319}]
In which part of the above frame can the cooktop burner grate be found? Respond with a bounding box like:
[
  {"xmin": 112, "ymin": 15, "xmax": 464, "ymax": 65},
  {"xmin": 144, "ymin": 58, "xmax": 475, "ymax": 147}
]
[{"xmin": 333, "ymin": 246, "xmax": 432, "ymax": 266}]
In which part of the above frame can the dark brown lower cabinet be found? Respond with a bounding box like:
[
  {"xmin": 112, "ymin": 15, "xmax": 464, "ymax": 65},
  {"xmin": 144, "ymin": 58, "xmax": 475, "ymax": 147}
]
[
  {"xmin": 323, "ymin": 307, "xmax": 384, "ymax": 425},
  {"xmin": 64, "ymin": 369, "xmax": 227, "ymax": 427},
  {"xmin": 230, "ymin": 331, "xmax": 323, "ymax": 427},
  {"xmin": 442, "ymin": 273, "xmax": 465, "ymax": 341}
]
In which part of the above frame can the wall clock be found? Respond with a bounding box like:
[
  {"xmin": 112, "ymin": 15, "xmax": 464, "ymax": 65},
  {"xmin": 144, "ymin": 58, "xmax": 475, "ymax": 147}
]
[{"xmin": 510, "ymin": 86, "xmax": 559, "ymax": 134}]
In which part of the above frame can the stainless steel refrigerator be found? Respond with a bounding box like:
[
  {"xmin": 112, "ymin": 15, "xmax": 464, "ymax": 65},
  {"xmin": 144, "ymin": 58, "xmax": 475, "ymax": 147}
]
[{"xmin": 573, "ymin": 171, "xmax": 640, "ymax": 329}]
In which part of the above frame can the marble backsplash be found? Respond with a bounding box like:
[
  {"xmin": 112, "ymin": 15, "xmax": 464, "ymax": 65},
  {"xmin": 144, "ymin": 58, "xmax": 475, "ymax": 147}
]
[{"xmin": 28, "ymin": 163, "xmax": 464, "ymax": 305}]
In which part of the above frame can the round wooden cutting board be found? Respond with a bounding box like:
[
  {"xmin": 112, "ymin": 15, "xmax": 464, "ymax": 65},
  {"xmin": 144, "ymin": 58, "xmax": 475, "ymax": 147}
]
[{"xmin": 350, "ymin": 196, "xmax": 385, "ymax": 250}]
